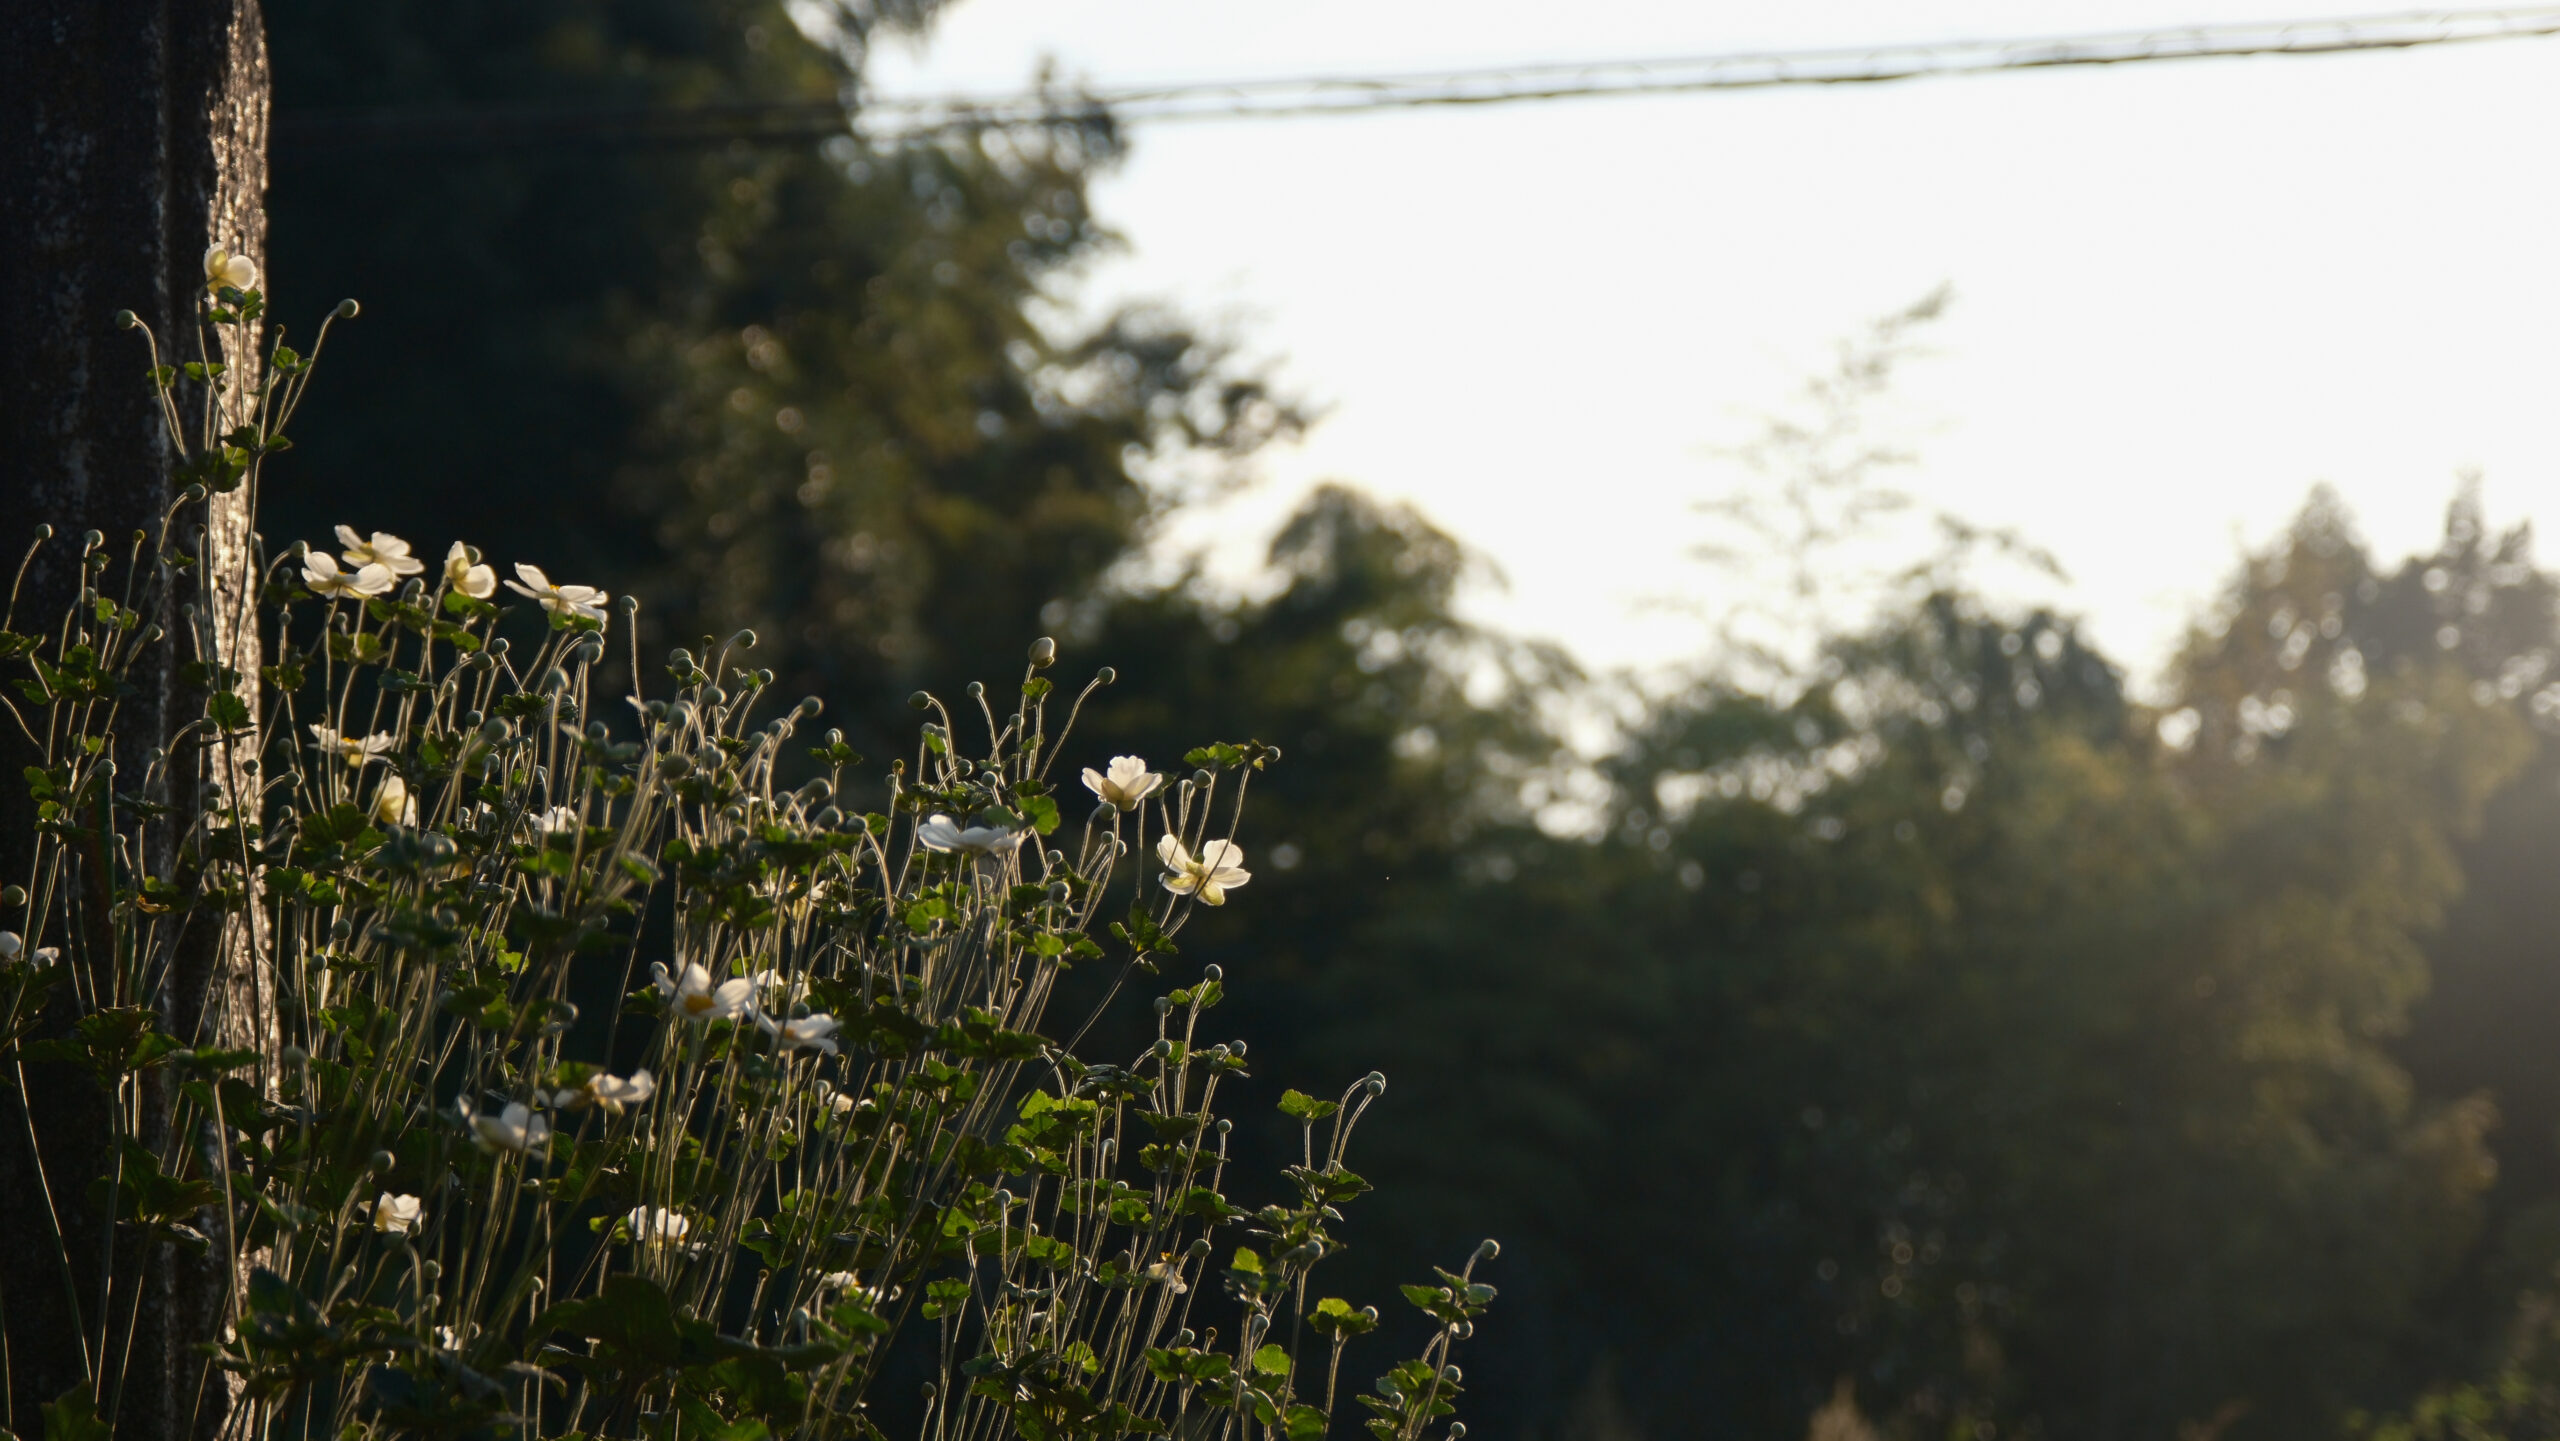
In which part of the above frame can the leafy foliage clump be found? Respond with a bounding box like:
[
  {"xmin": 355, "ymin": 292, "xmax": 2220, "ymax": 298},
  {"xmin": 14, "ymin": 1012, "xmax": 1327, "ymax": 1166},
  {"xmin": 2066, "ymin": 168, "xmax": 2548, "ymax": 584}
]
[{"xmin": 0, "ymin": 290, "xmax": 1487, "ymax": 1441}]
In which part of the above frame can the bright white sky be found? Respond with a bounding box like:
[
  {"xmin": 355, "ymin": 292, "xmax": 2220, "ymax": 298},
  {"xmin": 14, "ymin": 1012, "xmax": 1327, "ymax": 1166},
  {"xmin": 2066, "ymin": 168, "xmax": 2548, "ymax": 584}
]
[{"xmin": 871, "ymin": 3, "xmax": 2560, "ymax": 692}]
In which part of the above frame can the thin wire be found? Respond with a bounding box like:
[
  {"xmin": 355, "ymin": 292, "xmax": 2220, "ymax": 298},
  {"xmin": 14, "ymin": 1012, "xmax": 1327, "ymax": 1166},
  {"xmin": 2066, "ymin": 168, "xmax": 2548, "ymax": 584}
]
[{"xmin": 273, "ymin": 6, "xmax": 2560, "ymax": 154}]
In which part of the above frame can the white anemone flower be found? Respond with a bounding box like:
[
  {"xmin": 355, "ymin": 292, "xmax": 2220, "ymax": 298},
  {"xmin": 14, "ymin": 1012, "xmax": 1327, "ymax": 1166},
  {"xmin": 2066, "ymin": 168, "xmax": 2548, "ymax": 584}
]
[
  {"xmin": 759, "ymin": 1010, "xmax": 841, "ymax": 1055},
  {"xmin": 815, "ymin": 1273, "xmax": 897, "ymax": 1306},
  {"xmin": 531, "ymin": 805, "xmax": 581, "ymax": 834},
  {"xmin": 310, "ymin": 725, "xmax": 397, "ymax": 766},
  {"xmin": 1158, "ymin": 835, "xmax": 1251, "ymax": 906},
  {"xmin": 653, "ymin": 962, "xmax": 754, "ymax": 1022},
  {"xmin": 336, "ymin": 526, "xmax": 425, "ymax": 577},
  {"xmin": 915, "ymin": 814, "xmax": 1024, "ymax": 858},
  {"xmin": 550, "ymin": 1069, "xmax": 656, "ymax": 1115},
  {"xmin": 626, "ymin": 1205, "xmax": 693, "ymax": 1252},
  {"xmin": 1082, "ymin": 755, "xmax": 1163, "ymax": 810},
  {"xmin": 503, "ymin": 563, "xmax": 609, "ymax": 621},
  {"xmin": 369, "ymin": 774, "xmax": 416, "ymax": 826},
  {"xmin": 302, "ymin": 551, "xmax": 393, "ymax": 599},
  {"xmin": 442, "ymin": 542, "xmax": 497, "ymax": 599},
  {"xmin": 1143, "ymin": 1255, "xmax": 1189, "ymax": 1294},
  {"xmin": 372, "ymin": 1192, "xmax": 423, "ymax": 1235},
  {"xmin": 463, "ymin": 1099, "xmax": 551, "ymax": 1154},
  {"xmin": 31, "ymin": 948, "xmax": 58, "ymax": 968},
  {"xmin": 203, "ymin": 245, "xmax": 258, "ymax": 292}
]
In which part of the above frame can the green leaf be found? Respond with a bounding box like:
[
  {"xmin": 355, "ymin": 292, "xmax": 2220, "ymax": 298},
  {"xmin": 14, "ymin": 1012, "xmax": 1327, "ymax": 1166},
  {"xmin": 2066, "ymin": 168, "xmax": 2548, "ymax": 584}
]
[
  {"xmin": 41, "ymin": 1383, "xmax": 108, "ymax": 1441},
  {"xmin": 1018, "ymin": 793, "xmax": 1060, "ymax": 834},
  {"xmin": 1253, "ymin": 1343, "xmax": 1291, "ymax": 1377},
  {"xmin": 533, "ymin": 1274, "xmax": 685, "ymax": 1372},
  {"xmin": 1278, "ymin": 1089, "xmax": 1339, "ymax": 1122}
]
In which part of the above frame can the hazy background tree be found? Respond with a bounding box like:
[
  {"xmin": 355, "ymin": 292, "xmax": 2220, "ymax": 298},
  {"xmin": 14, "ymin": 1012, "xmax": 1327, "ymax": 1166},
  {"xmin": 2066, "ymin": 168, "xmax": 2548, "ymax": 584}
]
[{"xmin": 246, "ymin": 5, "xmax": 2560, "ymax": 1438}]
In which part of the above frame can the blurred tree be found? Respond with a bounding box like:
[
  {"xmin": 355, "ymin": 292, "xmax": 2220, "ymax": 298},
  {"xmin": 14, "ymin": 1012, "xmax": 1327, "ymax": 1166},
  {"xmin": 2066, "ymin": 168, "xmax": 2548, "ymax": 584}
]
[
  {"xmin": 262, "ymin": 0, "xmax": 1294, "ymax": 756},
  {"xmin": 249, "ymin": 10, "xmax": 2560, "ymax": 1439}
]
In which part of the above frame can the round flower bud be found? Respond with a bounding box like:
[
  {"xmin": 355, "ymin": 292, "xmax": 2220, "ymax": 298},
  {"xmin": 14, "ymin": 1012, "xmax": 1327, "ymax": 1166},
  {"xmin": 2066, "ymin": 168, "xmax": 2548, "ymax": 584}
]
[
  {"xmin": 1095, "ymin": 666, "xmax": 1116, "ymax": 685},
  {"xmin": 333, "ymin": 299, "xmax": 361, "ymax": 319},
  {"xmin": 1028, "ymin": 636, "xmax": 1056, "ymax": 668}
]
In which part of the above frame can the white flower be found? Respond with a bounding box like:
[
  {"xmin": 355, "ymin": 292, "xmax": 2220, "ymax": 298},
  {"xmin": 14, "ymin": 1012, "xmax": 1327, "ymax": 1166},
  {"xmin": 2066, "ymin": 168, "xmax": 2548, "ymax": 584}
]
[
  {"xmin": 758, "ymin": 1010, "xmax": 841, "ymax": 1055},
  {"xmin": 0, "ymin": 932, "xmax": 19, "ymax": 960},
  {"xmin": 310, "ymin": 725, "xmax": 397, "ymax": 766},
  {"xmin": 203, "ymin": 245, "xmax": 258, "ymax": 292},
  {"xmin": 502, "ymin": 563, "xmax": 609, "ymax": 621},
  {"xmin": 434, "ymin": 1325, "xmax": 466, "ymax": 1352},
  {"xmin": 828, "ymin": 1090, "xmax": 857, "ymax": 1115},
  {"xmin": 550, "ymin": 1069, "xmax": 656, "ymax": 1115},
  {"xmin": 815, "ymin": 1272, "xmax": 896, "ymax": 1306},
  {"xmin": 653, "ymin": 962, "xmax": 754, "ymax": 1022},
  {"xmin": 30, "ymin": 948, "xmax": 58, "ymax": 968},
  {"xmin": 335, "ymin": 526, "xmax": 425, "ymax": 577},
  {"xmin": 531, "ymin": 805, "xmax": 581, "ymax": 834},
  {"xmin": 1143, "ymin": 1256, "xmax": 1189, "ymax": 1294},
  {"xmin": 372, "ymin": 1192, "xmax": 422, "ymax": 1235},
  {"xmin": 626, "ymin": 1205, "xmax": 691, "ymax": 1250},
  {"xmin": 1082, "ymin": 755, "xmax": 1163, "ymax": 810},
  {"xmin": 916, "ymin": 814, "xmax": 1024, "ymax": 858},
  {"xmin": 442, "ymin": 542, "xmax": 496, "ymax": 599},
  {"xmin": 463, "ymin": 1098, "xmax": 551, "ymax": 1154},
  {"xmin": 301, "ymin": 551, "xmax": 393, "ymax": 599},
  {"xmin": 370, "ymin": 774, "xmax": 416, "ymax": 826},
  {"xmin": 1158, "ymin": 835, "xmax": 1251, "ymax": 906}
]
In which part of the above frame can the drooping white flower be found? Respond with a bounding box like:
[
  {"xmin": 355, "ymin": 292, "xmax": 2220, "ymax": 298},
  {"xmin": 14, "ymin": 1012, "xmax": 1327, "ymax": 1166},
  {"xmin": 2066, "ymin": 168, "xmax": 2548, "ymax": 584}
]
[
  {"xmin": 626, "ymin": 1205, "xmax": 691, "ymax": 1251},
  {"xmin": 370, "ymin": 774, "xmax": 416, "ymax": 826},
  {"xmin": 531, "ymin": 805, "xmax": 581, "ymax": 834},
  {"xmin": 1082, "ymin": 755, "xmax": 1163, "ymax": 810},
  {"xmin": 310, "ymin": 724, "xmax": 397, "ymax": 766},
  {"xmin": 550, "ymin": 1069, "xmax": 656, "ymax": 1115},
  {"xmin": 815, "ymin": 1272, "xmax": 896, "ymax": 1306},
  {"xmin": 372, "ymin": 1192, "xmax": 423, "ymax": 1235},
  {"xmin": 463, "ymin": 1098, "xmax": 551, "ymax": 1154},
  {"xmin": 502, "ymin": 563, "xmax": 609, "ymax": 621},
  {"xmin": 30, "ymin": 948, "xmax": 58, "ymax": 968},
  {"xmin": 335, "ymin": 526, "xmax": 425, "ymax": 577},
  {"xmin": 442, "ymin": 542, "xmax": 497, "ymax": 599},
  {"xmin": 1158, "ymin": 835, "xmax": 1251, "ymax": 906},
  {"xmin": 758, "ymin": 1010, "xmax": 841, "ymax": 1055},
  {"xmin": 653, "ymin": 962, "xmax": 754, "ymax": 1022},
  {"xmin": 203, "ymin": 245, "xmax": 258, "ymax": 292},
  {"xmin": 1143, "ymin": 1255, "xmax": 1189, "ymax": 1294},
  {"xmin": 302, "ymin": 551, "xmax": 393, "ymax": 599},
  {"xmin": 916, "ymin": 814, "xmax": 1024, "ymax": 858}
]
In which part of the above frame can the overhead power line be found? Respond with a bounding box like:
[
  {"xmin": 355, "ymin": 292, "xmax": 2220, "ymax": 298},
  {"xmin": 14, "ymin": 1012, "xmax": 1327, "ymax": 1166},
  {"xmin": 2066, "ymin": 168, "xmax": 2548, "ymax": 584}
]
[{"xmin": 276, "ymin": 7, "xmax": 2560, "ymax": 154}]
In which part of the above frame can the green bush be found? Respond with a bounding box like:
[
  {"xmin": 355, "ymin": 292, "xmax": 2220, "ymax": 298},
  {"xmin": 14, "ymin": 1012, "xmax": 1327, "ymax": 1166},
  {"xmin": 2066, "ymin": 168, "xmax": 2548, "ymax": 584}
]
[{"xmin": 0, "ymin": 281, "xmax": 1490, "ymax": 1440}]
